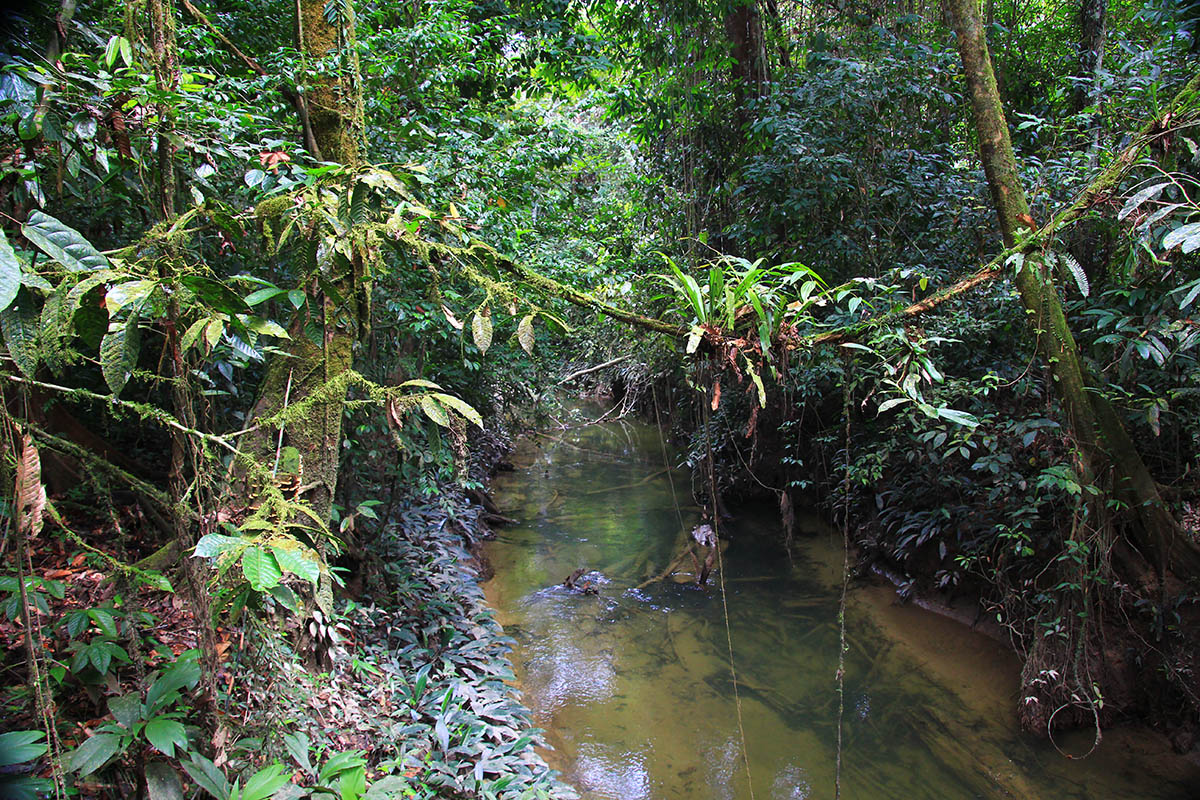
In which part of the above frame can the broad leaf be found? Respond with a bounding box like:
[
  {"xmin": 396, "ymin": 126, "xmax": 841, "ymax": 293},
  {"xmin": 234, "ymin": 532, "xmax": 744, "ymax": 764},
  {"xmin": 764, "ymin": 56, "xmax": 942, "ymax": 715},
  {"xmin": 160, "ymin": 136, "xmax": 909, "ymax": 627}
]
[
  {"xmin": 1118, "ymin": 182, "xmax": 1169, "ymax": 221},
  {"xmin": 144, "ymin": 717, "xmax": 188, "ymax": 758},
  {"xmin": 239, "ymin": 763, "xmax": 291, "ymax": 800},
  {"xmin": 0, "ymin": 227, "xmax": 20, "ymax": 311},
  {"xmin": 100, "ymin": 311, "xmax": 140, "ymax": 396},
  {"xmin": 108, "ymin": 693, "xmax": 142, "ymax": 729},
  {"xmin": 181, "ymin": 754, "xmax": 230, "ymax": 800},
  {"xmin": 105, "ymin": 280, "xmax": 157, "ymax": 315},
  {"xmin": 241, "ymin": 547, "xmax": 282, "ymax": 591},
  {"xmin": 66, "ymin": 733, "xmax": 124, "ymax": 776},
  {"xmin": 421, "ymin": 396, "xmax": 450, "ymax": 427},
  {"xmin": 471, "ymin": 307, "xmax": 493, "ymax": 355},
  {"xmin": 433, "ymin": 393, "xmax": 483, "ymax": 428},
  {"xmin": 0, "ymin": 731, "xmax": 47, "ymax": 767},
  {"xmin": 145, "ymin": 760, "xmax": 184, "ymax": 800},
  {"xmin": 516, "ymin": 314, "xmax": 534, "ymax": 354},
  {"xmin": 271, "ymin": 545, "xmax": 321, "ymax": 587},
  {"xmin": 1162, "ymin": 222, "xmax": 1200, "ymax": 254},
  {"xmin": 1, "ymin": 299, "xmax": 39, "ymax": 377},
  {"xmin": 21, "ymin": 211, "xmax": 110, "ymax": 272},
  {"xmin": 146, "ymin": 653, "xmax": 201, "ymax": 714}
]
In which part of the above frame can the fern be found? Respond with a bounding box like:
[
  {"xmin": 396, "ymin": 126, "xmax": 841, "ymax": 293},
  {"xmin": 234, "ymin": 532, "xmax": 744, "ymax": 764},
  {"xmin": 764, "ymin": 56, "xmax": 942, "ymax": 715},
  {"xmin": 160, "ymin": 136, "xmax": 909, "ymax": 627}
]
[{"xmin": 1060, "ymin": 251, "xmax": 1089, "ymax": 297}]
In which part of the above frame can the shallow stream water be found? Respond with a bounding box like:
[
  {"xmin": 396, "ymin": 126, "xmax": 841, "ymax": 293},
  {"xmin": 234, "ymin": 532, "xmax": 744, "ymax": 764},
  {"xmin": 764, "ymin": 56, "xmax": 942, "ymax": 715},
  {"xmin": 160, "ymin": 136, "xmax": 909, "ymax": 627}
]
[{"xmin": 483, "ymin": 407, "xmax": 1199, "ymax": 799}]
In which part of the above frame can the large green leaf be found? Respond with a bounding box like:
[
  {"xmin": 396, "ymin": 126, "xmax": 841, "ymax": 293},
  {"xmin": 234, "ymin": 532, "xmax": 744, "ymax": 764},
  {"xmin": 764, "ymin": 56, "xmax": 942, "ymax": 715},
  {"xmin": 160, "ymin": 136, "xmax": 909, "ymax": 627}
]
[
  {"xmin": 238, "ymin": 763, "xmax": 291, "ymax": 800},
  {"xmin": 21, "ymin": 211, "xmax": 110, "ymax": 272},
  {"xmin": 0, "ymin": 731, "xmax": 47, "ymax": 767},
  {"xmin": 145, "ymin": 760, "xmax": 185, "ymax": 800},
  {"xmin": 271, "ymin": 544, "xmax": 321, "ymax": 587},
  {"xmin": 100, "ymin": 311, "xmax": 140, "ymax": 396},
  {"xmin": 146, "ymin": 653, "xmax": 201, "ymax": 714},
  {"xmin": 144, "ymin": 717, "xmax": 188, "ymax": 758},
  {"xmin": 1, "ymin": 298, "xmax": 39, "ymax": 377},
  {"xmin": 241, "ymin": 547, "xmax": 282, "ymax": 591},
  {"xmin": 66, "ymin": 732, "xmax": 124, "ymax": 776},
  {"xmin": 420, "ymin": 396, "xmax": 450, "ymax": 427},
  {"xmin": 181, "ymin": 753, "xmax": 230, "ymax": 800},
  {"xmin": 433, "ymin": 393, "xmax": 483, "ymax": 428},
  {"xmin": 105, "ymin": 280, "xmax": 158, "ymax": 316},
  {"xmin": 0, "ymin": 227, "xmax": 21, "ymax": 311},
  {"xmin": 180, "ymin": 275, "xmax": 250, "ymax": 315}
]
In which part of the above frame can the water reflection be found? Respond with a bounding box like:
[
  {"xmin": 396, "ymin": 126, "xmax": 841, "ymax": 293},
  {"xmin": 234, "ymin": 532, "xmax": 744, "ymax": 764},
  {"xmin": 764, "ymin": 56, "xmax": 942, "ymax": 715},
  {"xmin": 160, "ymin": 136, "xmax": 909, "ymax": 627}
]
[{"xmin": 484, "ymin": 412, "xmax": 1198, "ymax": 800}]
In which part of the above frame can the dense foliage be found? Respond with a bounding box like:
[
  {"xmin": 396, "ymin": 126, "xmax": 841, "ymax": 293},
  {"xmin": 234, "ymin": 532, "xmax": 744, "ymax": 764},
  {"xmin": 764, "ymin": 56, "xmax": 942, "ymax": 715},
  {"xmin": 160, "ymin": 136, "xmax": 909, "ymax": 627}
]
[{"xmin": 1, "ymin": 0, "xmax": 1199, "ymax": 796}]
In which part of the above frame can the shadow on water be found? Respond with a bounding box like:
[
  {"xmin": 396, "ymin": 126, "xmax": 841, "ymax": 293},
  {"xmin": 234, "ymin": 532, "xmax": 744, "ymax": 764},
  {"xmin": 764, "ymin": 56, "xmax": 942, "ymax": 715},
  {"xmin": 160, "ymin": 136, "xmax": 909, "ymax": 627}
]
[{"xmin": 483, "ymin": 408, "xmax": 1200, "ymax": 800}]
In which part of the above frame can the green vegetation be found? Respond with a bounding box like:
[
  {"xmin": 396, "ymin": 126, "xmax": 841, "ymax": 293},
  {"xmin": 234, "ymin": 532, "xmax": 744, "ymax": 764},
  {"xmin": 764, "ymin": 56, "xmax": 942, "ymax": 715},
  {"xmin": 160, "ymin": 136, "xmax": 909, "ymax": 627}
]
[{"xmin": 0, "ymin": 0, "xmax": 1198, "ymax": 796}]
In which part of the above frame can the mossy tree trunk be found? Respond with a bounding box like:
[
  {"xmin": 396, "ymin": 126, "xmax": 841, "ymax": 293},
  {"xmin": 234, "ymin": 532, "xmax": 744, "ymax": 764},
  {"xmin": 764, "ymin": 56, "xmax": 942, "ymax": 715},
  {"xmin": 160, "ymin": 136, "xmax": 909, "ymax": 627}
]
[
  {"xmin": 243, "ymin": 0, "xmax": 365, "ymax": 530},
  {"xmin": 946, "ymin": 0, "xmax": 1200, "ymax": 579}
]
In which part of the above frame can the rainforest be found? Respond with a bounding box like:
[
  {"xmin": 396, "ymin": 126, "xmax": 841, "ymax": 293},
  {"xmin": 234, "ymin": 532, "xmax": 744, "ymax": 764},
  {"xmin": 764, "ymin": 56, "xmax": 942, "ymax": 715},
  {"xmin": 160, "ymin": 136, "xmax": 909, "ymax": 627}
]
[{"xmin": 0, "ymin": 0, "xmax": 1199, "ymax": 797}]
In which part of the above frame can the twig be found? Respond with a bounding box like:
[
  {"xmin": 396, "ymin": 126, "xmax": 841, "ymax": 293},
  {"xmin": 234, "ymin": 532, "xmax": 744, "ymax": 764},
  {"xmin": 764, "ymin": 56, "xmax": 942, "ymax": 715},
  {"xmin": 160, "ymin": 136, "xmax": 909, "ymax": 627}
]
[{"xmin": 272, "ymin": 368, "xmax": 294, "ymax": 478}]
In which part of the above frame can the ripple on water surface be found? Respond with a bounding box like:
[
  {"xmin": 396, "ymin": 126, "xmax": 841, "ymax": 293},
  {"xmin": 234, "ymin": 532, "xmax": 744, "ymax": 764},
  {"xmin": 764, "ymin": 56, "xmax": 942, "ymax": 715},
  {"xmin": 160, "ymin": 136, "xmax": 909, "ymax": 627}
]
[{"xmin": 484, "ymin": 409, "xmax": 1200, "ymax": 800}]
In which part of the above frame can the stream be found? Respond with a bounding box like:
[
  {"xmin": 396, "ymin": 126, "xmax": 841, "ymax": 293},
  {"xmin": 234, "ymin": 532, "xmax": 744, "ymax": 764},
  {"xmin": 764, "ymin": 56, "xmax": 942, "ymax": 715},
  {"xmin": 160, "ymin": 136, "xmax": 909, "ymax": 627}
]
[{"xmin": 482, "ymin": 406, "xmax": 1199, "ymax": 799}]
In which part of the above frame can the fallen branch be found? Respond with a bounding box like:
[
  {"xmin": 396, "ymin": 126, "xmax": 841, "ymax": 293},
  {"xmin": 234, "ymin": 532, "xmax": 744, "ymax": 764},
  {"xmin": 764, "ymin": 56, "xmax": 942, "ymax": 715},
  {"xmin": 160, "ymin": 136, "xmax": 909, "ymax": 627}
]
[{"xmin": 555, "ymin": 355, "xmax": 635, "ymax": 386}]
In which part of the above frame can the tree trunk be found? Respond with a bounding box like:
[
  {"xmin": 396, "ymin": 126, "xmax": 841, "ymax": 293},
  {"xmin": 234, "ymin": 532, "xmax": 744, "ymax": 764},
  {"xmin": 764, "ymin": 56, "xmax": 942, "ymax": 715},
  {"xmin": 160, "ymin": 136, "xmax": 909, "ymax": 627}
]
[
  {"xmin": 945, "ymin": 0, "xmax": 1200, "ymax": 579},
  {"xmin": 723, "ymin": 0, "xmax": 768, "ymax": 118},
  {"xmin": 1073, "ymin": 0, "xmax": 1106, "ymax": 115},
  {"xmin": 243, "ymin": 0, "xmax": 365, "ymax": 529}
]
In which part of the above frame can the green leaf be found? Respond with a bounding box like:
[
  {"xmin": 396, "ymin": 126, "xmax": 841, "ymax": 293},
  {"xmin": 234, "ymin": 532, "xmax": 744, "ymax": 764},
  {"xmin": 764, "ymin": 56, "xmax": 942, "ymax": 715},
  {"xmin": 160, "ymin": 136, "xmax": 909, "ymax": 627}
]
[
  {"xmin": 420, "ymin": 396, "xmax": 450, "ymax": 427},
  {"xmin": 21, "ymin": 211, "xmax": 110, "ymax": 272},
  {"xmin": 144, "ymin": 718, "xmax": 188, "ymax": 758},
  {"xmin": 66, "ymin": 733, "xmax": 124, "ymax": 776},
  {"xmin": 0, "ymin": 227, "xmax": 21, "ymax": 311},
  {"xmin": 100, "ymin": 311, "xmax": 140, "ymax": 396},
  {"xmin": 241, "ymin": 547, "xmax": 282, "ymax": 591},
  {"xmin": 282, "ymin": 731, "xmax": 313, "ymax": 776},
  {"xmin": 433, "ymin": 393, "xmax": 483, "ymax": 428},
  {"xmin": 239, "ymin": 316, "xmax": 289, "ymax": 338},
  {"xmin": 745, "ymin": 359, "xmax": 766, "ymax": 408},
  {"xmin": 516, "ymin": 314, "xmax": 534, "ymax": 354},
  {"xmin": 146, "ymin": 653, "xmax": 201, "ymax": 714},
  {"xmin": 109, "ymin": 693, "xmax": 142, "ymax": 728},
  {"xmin": 399, "ymin": 378, "xmax": 441, "ymax": 390},
  {"xmin": 271, "ymin": 545, "xmax": 321, "ymax": 586},
  {"xmin": 1, "ymin": 300, "xmax": 39, "ymax": 377},
  {"xmin": 118, "ymin": 37, "xmax": 133, "ymax": 67},
  {"xmin": 0, "ymin": 731, "xmax": 47, "ymax": 767},
  {"xmin": 193, "ymin": 533, "xmax": 245, "ymax": 559},
  {"xmin": 244, "ymin": 287, "xmax": 285, "ymax": 306},
  {"xmin": 244, "ymin": 169, "xmax": 266, "ymax": 188},
  {"xmin": 471, "ymin": 307, "xmax": 493, "ymax": 355},
  {"xmin": 181, "ymin": 753, "xmax": 230, "ymax": 800},
  {"xmin": 239, "ymin": 763, "xmax": 291, "ymax": 800},
  {"xmin": 686, "ymin": 325, "xmax": 703, "ymax": 355},
  {"xmin": 181, "ymin": 276, "xmax": 250, "ymax": 315},
  {"xmin": 1118, "ymin": 182, "xmax": 1169, "ymax": 221},
  {"xmin": 1162, "ymin": 222, "xmax": 1200, "ymax": 254},
  {"xmin": 181, "ymin": 317, "xmax": 211, "ymax": 353},
  {"xmin": 936, "ymin": 408, "xmax": 979, "ymax": 428},
  {"xmin": 145, "ymin": 760, "xmax": 185, "ymax": 800},
  {"xmin": 103, "ymin": 35, "xmax": 120, "ymax": 69},
  {"xmin": 268, "ymin": 584, "xmax": 299, "ymax": 613},
  {"xmin": 105, "ymin": 280, "xmax": 157, "ymax": 316},
  {"xmin": 287, "ymin": 289, "xmax": 306, "ymax": 309}
]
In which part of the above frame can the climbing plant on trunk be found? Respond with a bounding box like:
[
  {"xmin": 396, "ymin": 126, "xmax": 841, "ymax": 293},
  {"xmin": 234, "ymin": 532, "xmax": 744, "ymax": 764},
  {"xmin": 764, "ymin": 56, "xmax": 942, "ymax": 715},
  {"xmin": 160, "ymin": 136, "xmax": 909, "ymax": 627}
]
[{"xmin": 946, "ymin": 0, "xmax": 1200, "ymax": 582}]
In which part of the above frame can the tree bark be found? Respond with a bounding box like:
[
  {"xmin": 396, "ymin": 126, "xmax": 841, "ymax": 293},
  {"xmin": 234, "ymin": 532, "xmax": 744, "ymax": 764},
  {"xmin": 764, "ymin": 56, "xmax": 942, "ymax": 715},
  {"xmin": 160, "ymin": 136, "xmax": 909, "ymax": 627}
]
[
  {"xmin": 945, "ymin": 0, "xmax": 1200, "ymax": 578},
  {"xmin": 1073, "ymin": 0, "xmax": 1106, "ymax": 115}
]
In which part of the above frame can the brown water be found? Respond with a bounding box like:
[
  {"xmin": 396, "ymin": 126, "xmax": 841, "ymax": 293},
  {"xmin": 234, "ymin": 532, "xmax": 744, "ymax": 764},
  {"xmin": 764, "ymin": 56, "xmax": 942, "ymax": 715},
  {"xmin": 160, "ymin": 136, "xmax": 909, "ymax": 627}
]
[{"xmin": 483, "ymin": 408, "xmax": 1200, "ymax": 800}]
